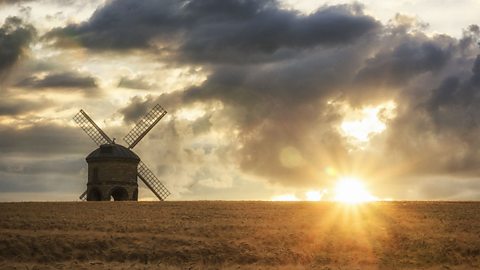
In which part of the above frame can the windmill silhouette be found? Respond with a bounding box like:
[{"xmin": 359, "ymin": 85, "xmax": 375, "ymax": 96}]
[{"xmin": 73, "ymin": 104, "xmax": 170, "ymax": 201}]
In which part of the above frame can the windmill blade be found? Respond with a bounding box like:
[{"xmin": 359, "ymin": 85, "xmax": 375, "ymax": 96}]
[
  {"xmin": 123, "ymin": 104, "xmax": 167, "ymax": 149},
  {"xmin": 73, "ymin": 110, "xmax": 113, "ymax": 146},
  {"xmin": 137, "ymin": 161, "xmax": 170, "ymax": 201},
  {"xmin": 79, "ymin": 190, "xmax": 87, "ymax": 201}
]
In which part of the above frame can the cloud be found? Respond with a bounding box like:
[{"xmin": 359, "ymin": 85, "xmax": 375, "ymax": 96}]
[
  {"xmin": 394, "ymin": 55, "xmax": 480, "ymax": 175},
  {"xmin": 45, "ymin": 0, "xmax": 379, "ymax": 63},
  {"xmin": 355, "ymin": 40, "xmax": 452, "ymax": 87},
  {"xmin": 0, "ymin": 0, "xmax": 34, "ymax": 6},
  {"xmin": 177, "ymin": 3, "xmax": 379, "ymax": 63},
  {"xmin": 16, "ymin": 71, "xmax": 98, "ymax": 89},
  {"xmin": 116, "ymin": 12, "xmax": 480, "ymax": 197},
  {"xmin": 119, "ymin": 95, "xmax": 156, "ymax": 123},
  {"xmin": 0, "ymin": 122, "xmax": 92, "ymax": 155},
  {"xmin": 0, "ymin": 156, "xmax": 83, "ymax": 175},
  {"xmin": 119, "ymin": 93, "xmax": 183, "ymax": 123},
  {"xmin": 0, "ymin": 121, "xmax": 92, "ymax": 197},
  {"xmin": 415, "ymin": 177, "xmax": 480, "ymax": 200},
  {"xmin": 0, "ymin": 97, "xmax": 51, "ymax": 116},
  {"xmin": 118, "ymin": 75, "xmax": 153, "ymax": 90},
  {"xmin": 0, "ymin": 156, "xmax": 85, "ymax": 197},
  {"xmin": 0, "ymin": 16, "xmax": 36, "ymax": 78},
  {"xmin": 3, "ymin": 0, "xmax": 480, "ymax": 200}
]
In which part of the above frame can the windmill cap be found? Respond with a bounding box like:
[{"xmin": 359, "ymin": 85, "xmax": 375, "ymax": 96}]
[{"xmin": 86, "ymin": 143, "xmax": 140, "ymax": 162}]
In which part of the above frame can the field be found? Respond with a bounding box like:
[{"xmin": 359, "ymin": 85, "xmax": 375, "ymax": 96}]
[{"xmin": 0, "ymin": 202, "xmax": 479, "ymax": 269}]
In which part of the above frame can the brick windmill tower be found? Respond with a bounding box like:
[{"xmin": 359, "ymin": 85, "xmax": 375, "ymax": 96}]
[{"xmin": 73, "ymin": 104, "xmax": 170, "ymax": 201}]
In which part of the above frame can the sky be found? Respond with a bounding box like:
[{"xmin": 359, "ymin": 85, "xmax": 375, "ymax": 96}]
[{"xmin": 0, "ymin": 0, "xmax": 480, "ymax": 201}]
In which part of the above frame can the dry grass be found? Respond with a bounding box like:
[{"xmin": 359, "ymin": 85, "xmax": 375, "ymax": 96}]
[{"xmin": 0, "ymin": 201, "xmax": 479, "ymax": 269}]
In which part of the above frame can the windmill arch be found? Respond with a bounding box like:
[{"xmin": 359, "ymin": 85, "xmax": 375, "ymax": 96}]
[{"xmin": 110, "ymin": 186, "xmax": 129, "ymax": 201}]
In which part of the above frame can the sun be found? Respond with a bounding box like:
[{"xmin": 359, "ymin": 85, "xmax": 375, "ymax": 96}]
[{"xmin": 334, "ymin": 177, "xmax": 377, "ymax": 204}]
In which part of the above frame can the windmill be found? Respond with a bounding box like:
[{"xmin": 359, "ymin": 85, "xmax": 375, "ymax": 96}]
[{"xmin": 73, "ymin": 104, "xmax": 170, "ymax": 201}]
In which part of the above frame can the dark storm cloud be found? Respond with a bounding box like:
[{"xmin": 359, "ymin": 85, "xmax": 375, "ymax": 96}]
[
  {"xmin": 120, "ymin": 93, "xmax": 183, "ymax": 123},
  {"xmin": 20, "ymin": 0, "xmax": 480, "ymax": 199},
  {"xmin": 119, "ymin": 95, "xmax": 156, "ymax": 123},
  {"xmin": 182, "ymin": 47, "xmax": 357, "ymax": 105},
  {"xmin": 118, "ymin": 17, "xmax": 480, "ymax": 196},
  {"xmin": 178, "ymin": 3, "xmax": 379, "ymax": 63},
  {"xmin": 426, "ymin": 56, "xmax": 480, "ymax": 131},
  {"xmin": 46, "ymin": 0, "xmax": 379, "ymax": 63},
  {"xmin": 428, "ymin": 77, "xmax": 460, "ymax": 111},
  {"xmin": 16, "ymin": 71, "xmax": 98, "ymax": 89},
  {"xmin": 459, "ymin": 25, "xmax": 480, "ymax": 51},
  {"xmin": 378, "ymin": 53, "xmax": 480, "ymax": 180},
  {"xmin": 121, "ymin": 46, "xmax": 360, "ymax": 186},
  {"xmin": 355, "ymin": 40, "xmax": 452, "ymax": 87},
  {"xmin": 45, "ymin": 0, "xmax": 183, "ymax": 49},
  {"xmin": 0, "ymin": 16, "xmax": 35, "ymax": 77}
]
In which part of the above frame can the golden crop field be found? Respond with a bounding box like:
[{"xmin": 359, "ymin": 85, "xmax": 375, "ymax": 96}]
[{"xmin": 0, "ymin": 202, "xmax": 479, "ymax": 269}]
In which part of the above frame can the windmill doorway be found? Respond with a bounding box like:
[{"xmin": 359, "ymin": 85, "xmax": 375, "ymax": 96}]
[{"xmin": 110, "ymin": 187, "xmax": 129, "ymax": 201}]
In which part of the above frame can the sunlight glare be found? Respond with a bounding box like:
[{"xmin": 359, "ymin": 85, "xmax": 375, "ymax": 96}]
[
  {"xmin": 334, "ymin": 177, "xmax": 377, "ymax": 204},
  {"xmin": 177, "ymin": 107, "xmax": 206, "ymax": 121},
  {"xmin": 340, "ymin": 101, "xmax": 396, "ymax": 143},
  {"xmin": 324, "ymin": 166, "xmax": 338, "ymax": 177},
  {"xmin": 305, "ymin": 190, "xmax": 324, "ymax": 201},
  {"xmin": 271, "ymin": 194, "xmax": 299, "ymax": 201}
]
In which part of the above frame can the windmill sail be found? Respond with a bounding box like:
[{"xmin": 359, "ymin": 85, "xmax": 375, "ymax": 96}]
[
  {"xmin": 137, "ymin": 161, "xmax": 170, "ymax": 201},
  {"xmin": 79, "ymin": 190, "xmax": 87, "ymax": 201},
  {"xmin": 123, "ymin": 104, "xmax": 167, "ymax": 149},
  {"xmin": 73, "ymin": 110, "xmax": 113, "ymax": 146}
]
